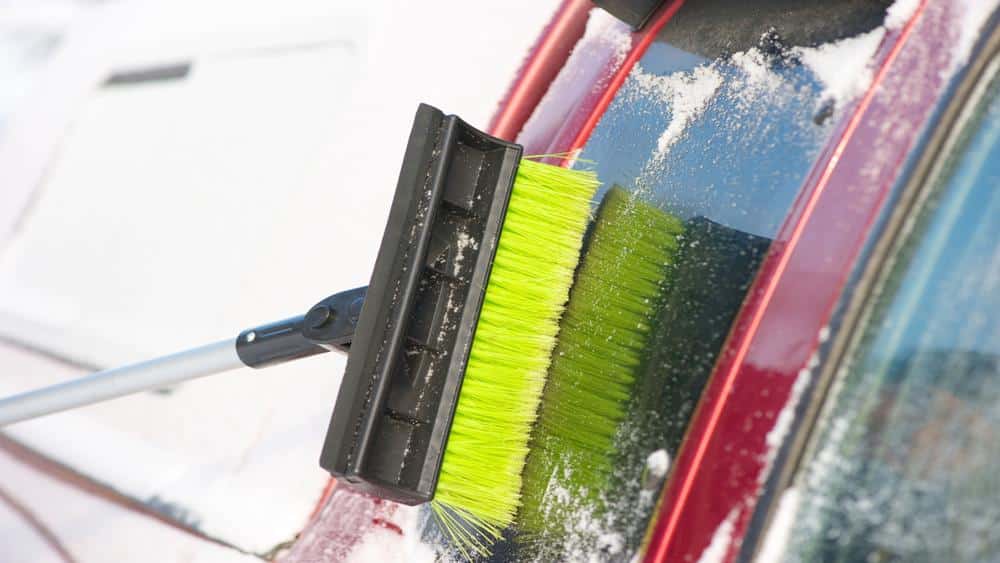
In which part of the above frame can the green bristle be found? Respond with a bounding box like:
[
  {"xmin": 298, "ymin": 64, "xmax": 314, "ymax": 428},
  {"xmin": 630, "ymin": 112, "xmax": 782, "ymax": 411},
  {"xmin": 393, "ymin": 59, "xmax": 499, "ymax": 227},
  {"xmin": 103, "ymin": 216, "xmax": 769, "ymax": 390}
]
[
  {"xmin": 518, "ymin": 187, "xmax": 684, "ymax": 539},
  {"xmin": 430, "ymin": 158, "xmax": 600, "ymax": 557}
]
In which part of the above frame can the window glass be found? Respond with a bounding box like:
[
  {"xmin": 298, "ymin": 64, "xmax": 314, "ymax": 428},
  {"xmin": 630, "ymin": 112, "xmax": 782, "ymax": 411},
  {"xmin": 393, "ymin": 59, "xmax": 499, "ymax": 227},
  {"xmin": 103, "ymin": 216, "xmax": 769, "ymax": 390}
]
[
  {"xmin": 781, "ymin": 63, "xmax": 1000, "ymax": 563},
  {"xmin": 492, "ymin": 2, "xmax": 893, "ymax": 561}
]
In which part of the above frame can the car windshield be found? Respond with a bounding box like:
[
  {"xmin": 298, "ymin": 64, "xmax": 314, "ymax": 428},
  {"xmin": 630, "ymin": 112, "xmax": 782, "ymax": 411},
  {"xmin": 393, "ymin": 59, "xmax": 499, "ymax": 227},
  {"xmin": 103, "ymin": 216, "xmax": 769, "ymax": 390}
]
[{"xmin": 775, "ymin": 60, "xmax": 1000, "ymax": 562}]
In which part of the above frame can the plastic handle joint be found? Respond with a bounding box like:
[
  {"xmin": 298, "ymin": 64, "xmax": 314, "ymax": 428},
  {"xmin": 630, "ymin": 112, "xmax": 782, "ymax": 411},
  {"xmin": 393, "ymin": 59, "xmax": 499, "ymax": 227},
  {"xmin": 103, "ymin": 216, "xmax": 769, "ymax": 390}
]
[{"xmin": 236, "ymin": 286, "xmax": 367, "ymax": 368}]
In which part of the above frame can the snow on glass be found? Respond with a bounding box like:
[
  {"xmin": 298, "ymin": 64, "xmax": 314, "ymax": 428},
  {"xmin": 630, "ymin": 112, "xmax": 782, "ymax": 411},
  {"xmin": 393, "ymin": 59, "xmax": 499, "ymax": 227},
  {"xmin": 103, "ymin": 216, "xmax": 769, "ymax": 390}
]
[{"xmin": 777, "ymin": 9, "xmax": 1000, "ymax": 558}]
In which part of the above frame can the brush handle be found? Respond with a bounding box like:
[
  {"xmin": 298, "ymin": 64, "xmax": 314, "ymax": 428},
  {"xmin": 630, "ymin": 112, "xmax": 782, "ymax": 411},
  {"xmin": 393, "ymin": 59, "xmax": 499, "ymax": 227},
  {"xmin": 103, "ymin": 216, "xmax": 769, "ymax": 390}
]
[
  {"xmin": 236, "ymin": 286, "xmax": 367, "ymax": 367},
  {"xmin": 0, "ymin": 287, "xmax": 367, "ymax": 426},
  {"xmin": 0, "ymin": 339, "xmax": 243, "ymax": 426}
]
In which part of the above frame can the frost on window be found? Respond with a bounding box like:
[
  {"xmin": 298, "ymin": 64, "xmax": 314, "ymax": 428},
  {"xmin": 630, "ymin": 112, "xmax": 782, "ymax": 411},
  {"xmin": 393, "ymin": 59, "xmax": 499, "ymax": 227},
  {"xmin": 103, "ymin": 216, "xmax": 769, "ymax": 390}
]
[{"xmin": 779, "ymin": 65, "xmax": 1000, "ymax": 563}]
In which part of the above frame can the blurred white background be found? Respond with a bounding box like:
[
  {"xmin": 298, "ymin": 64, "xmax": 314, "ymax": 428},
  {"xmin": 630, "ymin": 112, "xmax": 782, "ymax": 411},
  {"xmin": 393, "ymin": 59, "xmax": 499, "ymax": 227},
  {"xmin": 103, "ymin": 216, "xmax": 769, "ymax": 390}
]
[{"xmin": 0, "ymin": 0, "xmax": 560, "ymax": 560}]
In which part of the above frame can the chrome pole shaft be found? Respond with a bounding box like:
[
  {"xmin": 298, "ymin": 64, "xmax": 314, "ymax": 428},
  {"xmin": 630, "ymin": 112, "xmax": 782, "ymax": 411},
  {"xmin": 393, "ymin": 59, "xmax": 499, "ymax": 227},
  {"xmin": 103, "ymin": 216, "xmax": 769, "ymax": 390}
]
[{"xmin": 0, "ymin": 339, "xmax": 243, "ymax": 426}]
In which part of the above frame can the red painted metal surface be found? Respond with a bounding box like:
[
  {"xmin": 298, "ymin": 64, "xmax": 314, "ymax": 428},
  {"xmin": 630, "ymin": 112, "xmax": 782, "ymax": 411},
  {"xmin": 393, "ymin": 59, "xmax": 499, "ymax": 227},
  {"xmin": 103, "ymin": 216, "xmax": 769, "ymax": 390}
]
[
  {"xmin": 643, "ymin": 2, "xmax": 973, "ymax": 561},
  {"xmin": 488, "ymin": 0, "xmax": 592, "ymax": 142},
  {"xmin": 279, "ymin": 489, "xmax": 397, "ymax": 562}
]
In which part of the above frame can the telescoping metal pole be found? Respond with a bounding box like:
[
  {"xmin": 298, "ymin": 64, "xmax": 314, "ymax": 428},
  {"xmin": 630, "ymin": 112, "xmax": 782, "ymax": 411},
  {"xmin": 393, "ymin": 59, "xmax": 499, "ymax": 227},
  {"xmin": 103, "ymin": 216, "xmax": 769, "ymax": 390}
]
[
  {"xmin": 0, "ymin": 287, "xmax": 367, "ymax": 427},
  {"xmin": 0, "ymin": 339, "xmax": 243, "ymax": 426}
]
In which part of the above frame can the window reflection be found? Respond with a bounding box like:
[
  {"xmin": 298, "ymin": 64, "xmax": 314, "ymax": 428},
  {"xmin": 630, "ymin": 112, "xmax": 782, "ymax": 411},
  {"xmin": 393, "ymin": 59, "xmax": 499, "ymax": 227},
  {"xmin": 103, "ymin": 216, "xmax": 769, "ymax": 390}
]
[{"xmin": 783, "ymin": 63, "xmax": 1000, "ymax": 563}]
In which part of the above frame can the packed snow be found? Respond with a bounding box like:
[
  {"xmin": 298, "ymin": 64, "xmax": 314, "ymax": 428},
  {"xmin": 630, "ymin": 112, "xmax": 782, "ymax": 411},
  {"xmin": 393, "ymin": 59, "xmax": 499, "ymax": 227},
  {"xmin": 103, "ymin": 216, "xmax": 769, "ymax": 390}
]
[
  {"xmin": 696, "ymin": 509, "xmax": 738, "ymax": 563},
  {"xmin": 631, "ymin": 63, "xmax": 723, "ymax": 160},
  {"xmin": 584, "ymin": 8, "xmax": 632, "ymax": 68},
  {"xmin": 646, "ymin": 448, "xmax": 670, "ymax": 480},
  {"xmin": 950, "ymin": 0, "xmax": 999, "ymax": 75},
  {"xmin": 885, "ymin": 0, "xmax": 921, "ymax": 30},
  {"xmin": 754, "ymin": 488, "xmax": 801, "ymax": 563},
  {"xmin": 795, "ymin": 27, "xmax": 886, "ymax": 110},
  {"xmin": 345, "ymin": 505, "xmax": 437, "ymax": 563},
  {"xmin": 762, "ymin": 356, "xmax": 817, "ymax": 476}
]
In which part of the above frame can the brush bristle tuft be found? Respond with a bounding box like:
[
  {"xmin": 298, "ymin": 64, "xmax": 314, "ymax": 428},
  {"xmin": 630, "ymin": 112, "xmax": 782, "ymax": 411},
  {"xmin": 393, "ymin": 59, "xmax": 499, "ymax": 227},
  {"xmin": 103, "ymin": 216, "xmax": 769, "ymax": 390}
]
[
  {"xmin": 518, "ymin": 187, "xmax": 684, "ymax": 538},
  {"xmin": 430, "ymin": 158, "xmax": 600, "ymax": 557}
]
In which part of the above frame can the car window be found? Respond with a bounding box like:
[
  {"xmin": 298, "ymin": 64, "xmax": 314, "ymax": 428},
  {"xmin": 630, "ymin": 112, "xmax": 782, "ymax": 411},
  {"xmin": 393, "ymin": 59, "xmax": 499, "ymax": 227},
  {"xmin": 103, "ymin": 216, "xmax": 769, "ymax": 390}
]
[
  {"xmin": 776, "ymin": 58, "xmax": 1000, "ymax": 563},
  {"xmin": 495, "ymin": 2, "xmax": 894, "ymax": 561}
]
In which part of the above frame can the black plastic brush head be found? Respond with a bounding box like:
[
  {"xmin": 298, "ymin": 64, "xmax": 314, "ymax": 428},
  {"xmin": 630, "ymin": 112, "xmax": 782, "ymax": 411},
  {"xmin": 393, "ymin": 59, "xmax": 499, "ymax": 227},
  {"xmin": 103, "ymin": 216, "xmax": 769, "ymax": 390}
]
[{"xmin": 319, "ymin": 104, "xmax": 523, "ymax": 504}]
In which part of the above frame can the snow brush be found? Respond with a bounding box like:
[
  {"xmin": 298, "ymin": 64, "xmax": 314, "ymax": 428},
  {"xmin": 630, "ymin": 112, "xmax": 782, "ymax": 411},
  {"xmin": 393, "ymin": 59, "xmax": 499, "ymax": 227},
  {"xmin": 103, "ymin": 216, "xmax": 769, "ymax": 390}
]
[
  {"xmin": 517, "ymin": 187, "xmax": 683, "ymax": 546},
  {"xmin": 0, "ymin": 104, "xmax": 598, "ymax": 557}
]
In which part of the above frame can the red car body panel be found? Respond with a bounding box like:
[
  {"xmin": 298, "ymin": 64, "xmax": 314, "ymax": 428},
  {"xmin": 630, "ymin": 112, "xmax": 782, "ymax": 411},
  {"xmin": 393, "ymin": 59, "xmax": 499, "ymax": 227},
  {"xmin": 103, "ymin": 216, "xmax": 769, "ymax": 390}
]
[{"xmin": 281, "ymin": 488, "xmax": 399, "ymax": 562}]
